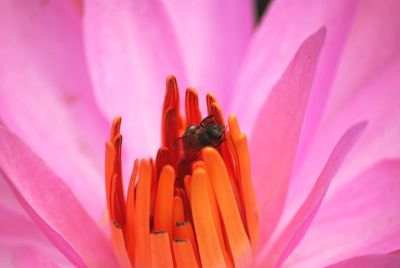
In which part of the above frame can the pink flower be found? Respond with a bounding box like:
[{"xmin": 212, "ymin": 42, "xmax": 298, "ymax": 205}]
[{"xmin": 0, "ymin": 0, "xmax": 399, "ymax": 267}]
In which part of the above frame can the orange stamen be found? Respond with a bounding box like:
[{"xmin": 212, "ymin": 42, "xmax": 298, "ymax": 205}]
[
  {"xmin": 191, "ymin": 168, "xmax": 226, "ymax": 267},
  {"xmin": 206, "ymin": 93, "xmax": 217, "ymax": 116},
  {"xmin": 110, "ymin": 174, "xmax": 125, "ymax": 228},
  {"xmin": 150, "ymin": 158, "xmax": 158, "ymax": 225},
  {"xmin": 105, "ymin": 141, "xmax": 116, "ymax": 216},
  {"xmin": 174, "ymin": 221, "xmax": 200, "ymax": 266},
  {"xmin": 185, "ymin": 87, "xmax": 202, "ymax": 125},
  {"xmin": 162, "ymin": 76, "xmax": 180, "ymax": 122},
  {"xmin": 123, "ymin": 159, "xmax": 138, "ymax": 263},
  {"xmin": 151, "ymin": 231, "xmax": 174, "ymax": 268},
  {"xmin": 153, "ymin": 165, "xmax": 176, "ymax": 241},
  {"xmin": 156, "ymin": 147, "xmax": 171, "ymax": 177},
  {"xmin": 209, "ymin": 104, "xmax": 242, "ymax": 216},
  {"xmin": 203, "ymin": 148, "xmax": 253, "ymax": 267},
  {"xmin": 173, "ymin": 195, "xmax": 185, "ymax": 223},
  {"xmin": 163, "ymin": 76, "xmax": 184, "ymax": 140},
  {"xmin": 210, "ymin": 102, "xmax": 225, "ymax": 127},
  {"xmin": 227, "ymin": 114, "xmax": 241, "ymax": 143},
  {"xmin": 163, "ymin": 107, "xmax": 179, "ymax": 165},
  {"xmin": 173, "ymin": 239, "xmax": 200, "ymax": 268},
  {"xmin": 105, "ymin": 76, "xmax": 259, "ymax": 268},
  {"xmin": 183, "ymin": 175, "xmax": 192, "ymax": 203},
  {"xmin": 110, "ymin": 116, "xmax": 122, "ymax": 141},
  {"xmin": 111, "ymin": 134, "xmax": 125, "ymax": 225},
  {"xmin": 181, "ymin": 189, "xmax": 193, "ymax": 223},
  {"xmin": 199, "ymin": 164, "xmax": 234, "ymax": 267},
  {"xmin": 134, "ymin": 159, "xmax": 152, "ymax": 267},
  {"xmin": 228, "ymin": 115, "xmax": 260, "ymax": 248}
]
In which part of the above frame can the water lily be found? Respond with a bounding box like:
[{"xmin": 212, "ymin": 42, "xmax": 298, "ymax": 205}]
[{"xmin": 0, "ymin": 0, "xmax": 399, "ymax": 267}]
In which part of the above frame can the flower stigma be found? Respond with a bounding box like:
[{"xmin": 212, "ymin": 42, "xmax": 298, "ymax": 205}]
[{"xmin": 105, "ymin": 76, "xmax": 260, "ymax": 267}]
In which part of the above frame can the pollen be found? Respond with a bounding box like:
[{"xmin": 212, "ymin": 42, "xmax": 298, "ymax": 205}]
[{"xmin": 105, "ymin": 75, "xmax": 260, "ymax": 267}]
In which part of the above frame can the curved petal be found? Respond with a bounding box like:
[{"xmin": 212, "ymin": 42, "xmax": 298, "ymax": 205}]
[
  {"xmin": 325, "ymin": 0, "xmax": 400, "ymax": 115},
  {"xmin": 162, "ymin": 0, "xmax": 254, "ymax": 109},
  {"xmin": 286, "ymin": 159, "xmax": 400, "ymax": 267},
  {"xmin": 0, "ymin": 245, "xmax": 66, "ymax": 268},
  {"xmin": 325, "ymin": 255, "xmax": 400, "ymax": 268},
  {"xmin": 0, "ymin": 0, "xmax": 109, "ymax": 218},
  {"xmin": 231, "ymin": 0, "xmax": 358, "ymax": 134},
  {"xmin": 255, "ymin": 122, "xmax": 366, "ymax": 267},
  {"xmin": 286, "ymin": 0, "xmax": 400, "ymax": 215},
  {"xmin": 0, "ymin": 175, "xmax": 71, "ymax": 267},
  {"xmin": 83, "ymin": 0, "xmax": 187, "ymax": 162},
  {"xmin": 287, "ymin": 58, "xmax": 400, "ymax": 221},
  {"xmin": 0, "ymin": 126, "xmax": 119, "ymax": 267},
  {"xmin": 250, "ymin": 28, "xmax": 325, "ymax": 243}
]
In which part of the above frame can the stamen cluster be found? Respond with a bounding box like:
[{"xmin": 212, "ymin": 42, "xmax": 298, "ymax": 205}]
[{"xmin": 105, "ymin": 76, "xmax": 259, "ymax": 267}]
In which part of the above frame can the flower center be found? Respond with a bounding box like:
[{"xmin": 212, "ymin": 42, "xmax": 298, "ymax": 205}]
[{"xmin": 105, "ymin": 76, "xmax": 259, "ymax": 267}]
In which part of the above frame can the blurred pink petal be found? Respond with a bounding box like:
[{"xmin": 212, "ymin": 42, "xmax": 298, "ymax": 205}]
[
  {"xmin": 316, "ymin": 0, "xmax": 400, "ymax": 185},
  {"xmin": 256, "ymin": 121, "xmax": 366, "ymax": 267},
  {"xmin": 162, "ymin": 0, "xmax": 253, "ymax": 108},
  {"xmin": 232, "ymin": 0, "xmax": 357, "ymax": 134},
  {"xmin": 4, "ymin": 245, "xmax": 59, "ymax": 268},
  {"xmin": 287, "ymin": 159, "xmax": 400, "ymax": 267},
  {"xmin": 83, "ymin": 0, "xmax": 187, "ymax": 161},
  {"xmin": 288, "ymin": 59, "xmax": 400, "ymax": 218},
  {"xmin": 0, "ymin": 0, "xmax": 109, "ymax": 218},
  {"xmin": 0, "ymin": 126, "xmax": 118, "ymax": 267},
  {"xmin": 0, "ymin": 176, "xmax": 70, "ymax": 267},
  {"xmin": 326, "ymin": 0, "xmax": 400, "ymax": 114},
  {"xmin": 326, "ymin": 255, "xmax": 400, "ymax": 268},
  {"xmin": 251, "ymin": 27, "xmax": 325, "ymax": 242},
  {"xmin": 285, "ymin": 0, "xmax": 400, "ymax": 229}
]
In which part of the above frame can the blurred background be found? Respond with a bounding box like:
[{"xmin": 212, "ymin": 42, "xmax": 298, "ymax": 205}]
[{"xmin": 257, "ymin": 0, "xmax": 272, "ymax": 21}]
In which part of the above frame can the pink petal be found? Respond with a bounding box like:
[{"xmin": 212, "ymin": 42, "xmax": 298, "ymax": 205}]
[
  {"xmin": 161, "ymin": 0, "xmax": 253, "ymax": 109},
  {"xmin": 83, "ymin": 0, "xmax": 187, "ymax": 162},
  {"xmin": 287, "ymin": 59, "xmax": 400, "ymax": 221},
  {"xmin": 286, "ymin": 159, "xmax": 400, "ymax": 267},
  {"xmin": 254, "ymin": 122, "xmax": 366, "ymax": 267},
  {"xmin": 232, "ymin": 0, "xmax": 358, "ymax": 134},
  {"xmin": 0, "ymin": 126, "xmax": 119, "ymax": 267},
  {"xmin": 250, "ymin": 28, "xmax": 325, "ymax": 243},
  {"xmin": 325, "ymin": 0, "xmax": 400, "ymax": 116},
  {"xmin": 326, "ymin": 255, "xmax": 400, "ymax": 268},
  {"xmin": 286, "ymin": 0, "xmax": 400, "ymax": 213},
  {"xmin": 0, "ymin": 246, "xmax": 58, "ymax": 268},
  {"xmin": 0, "ymin": 1, "xmax": 109, "ymax": 218},
  {"xmin": 316, "ymin": 0, "xmax": 400, "ymax": 185},
  {"xmin": 0, "ymin": 180, "xmax": 71, "ymax": 267}
]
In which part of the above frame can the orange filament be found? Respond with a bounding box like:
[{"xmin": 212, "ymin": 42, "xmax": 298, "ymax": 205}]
[
  {"xmin": 104, "ymin": 76, "xmax": 259, "ymax": 267},
  {"xmin": 203, "ymin": 148, "xmax": 253, "ymax": 267},
  {"xmin": 134, "ymin": 160, "xmax": 152, "ymax": 267},
  {"xmin": 191, "ymin": 168, "xmax": 226, "ymax": 267},
  {"xmin": 228, "ymin": 115, "xmax": 260, "ymax": 249},
  {"xmin": 185, "ymin": 87, "xmax": 202, "ymax": 125},
  {"xmin": 124, "ymin": 159, "xmax": 138, "ymax": 264},
  {"xmin": 173, "ymin": 196, "xmax": 185, "ymax": 223},
  {"xmin": 153, "ymin": 165, "xmax": 176, "ymax": 240},
  {"xmin": 173, "ymin": 239, "xmax": 200, "ymax": 268},
  {"xmin": 173, "ymin": 221, "xmax": 200, "ymax": 264},
  {"xmin": 182, "ymin": 176, "xmax": 191, "ymax": 206},
  {"xmin": 151, "ymin": 231, "xmax": 174, "ymax": 268}
]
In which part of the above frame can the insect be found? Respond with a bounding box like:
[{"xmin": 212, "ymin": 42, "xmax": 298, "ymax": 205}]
[
  {"xmin": 179, "ymin": 115, "xmax": 225, "ymax": 159},
  {"xmin": 175, "ymin": 115, "xmax": 226, "ymax": 185}
]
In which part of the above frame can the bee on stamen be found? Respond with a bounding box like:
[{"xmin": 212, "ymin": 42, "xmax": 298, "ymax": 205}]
[
  {"xmin": 181, "ymin": 115, "xmax": 225, "ymax": 155},
  {"xmin": 175, "ymin": 115, "xmax": 226, "ymax": 182}
]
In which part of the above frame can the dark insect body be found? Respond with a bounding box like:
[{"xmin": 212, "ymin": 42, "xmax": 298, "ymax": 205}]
[
  {"xmin": 175, "ymin": 115, "xmax": 225, "ymax": 184},
  {"xmin": 181, "ymin": 115, "xmax": 225, "ymax": 159}
]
